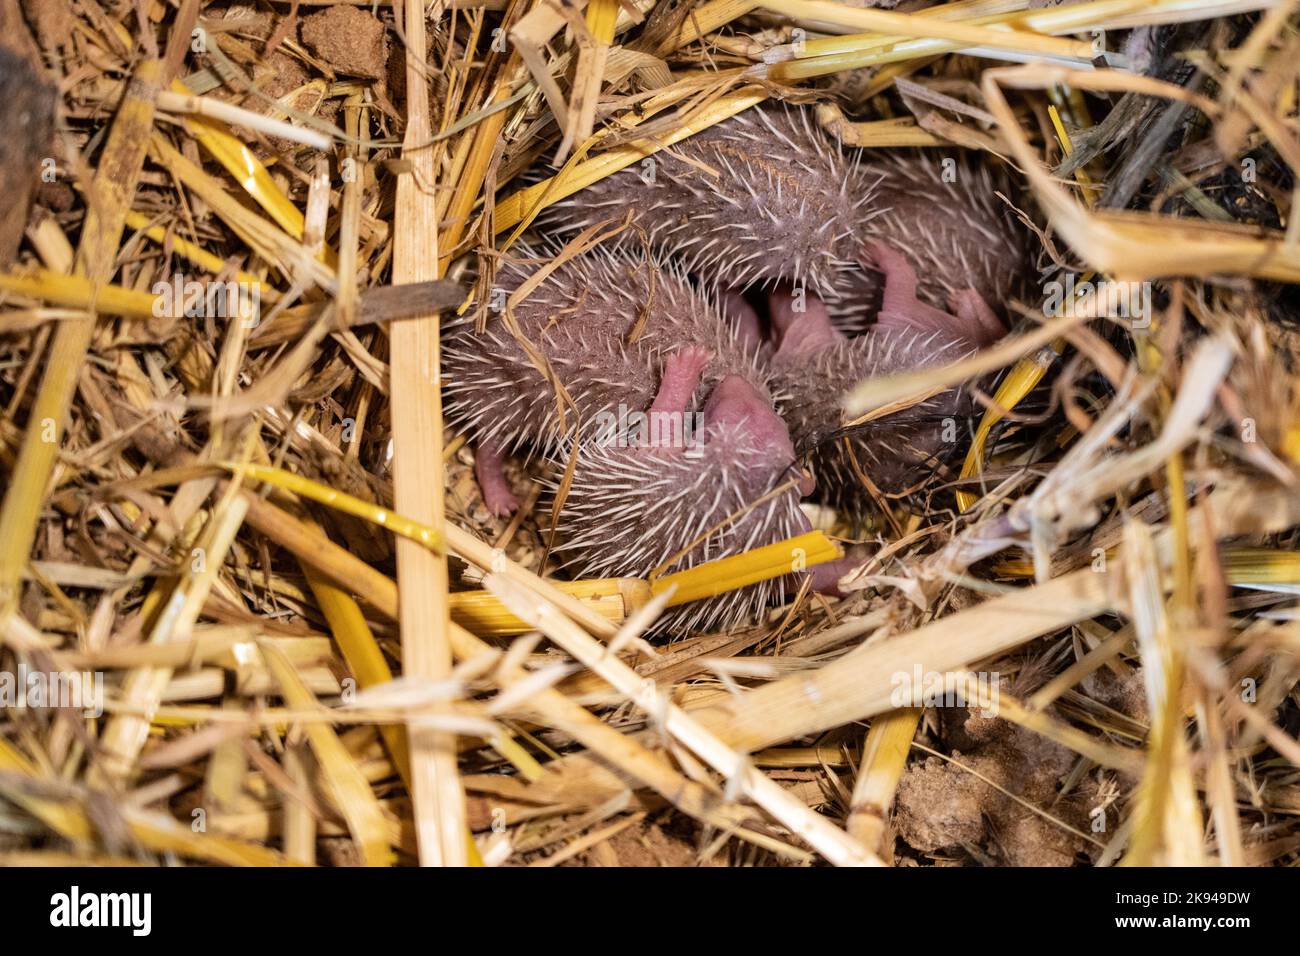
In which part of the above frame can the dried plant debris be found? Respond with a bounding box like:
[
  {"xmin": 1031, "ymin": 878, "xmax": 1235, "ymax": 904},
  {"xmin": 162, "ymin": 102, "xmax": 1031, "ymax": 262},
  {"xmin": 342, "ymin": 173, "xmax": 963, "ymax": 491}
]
[
  {"xmin": 0, "ymin": 25, "xmax": 56, "ymax": 267},
  {"xmin": 0, "ymin": 0, "xmax": 1297, "ymax": 870},
  {"xmin": 300, "ymin": 7, "xmax": 389, "ymax": 81}
]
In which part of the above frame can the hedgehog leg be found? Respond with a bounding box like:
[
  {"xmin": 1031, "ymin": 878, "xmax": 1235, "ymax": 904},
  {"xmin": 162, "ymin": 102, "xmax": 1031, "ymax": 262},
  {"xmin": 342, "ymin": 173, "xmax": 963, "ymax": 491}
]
[
  {"xmin": 807, "ymin": 554, "xmax": 859, "ymax": 596},
  {"xmin": 650, "ymin": 346, "xmax": 712, "ymax": 417},
  {"xmin": 792, "ymin": 507, "xmax": 860, "ymax": 594},
  {"xmin": 862, "ymin": 241, "xmax": 919, "ymax": 314},
  {"xmin": 474, "ymin": 440, "xmax": 520, "ymax": 516},
  {"xmin": 643, "ymin": 346, "xmax": 712, "ymax": 447},
  {"xmin": 865, "ymin": 240, "xmax": 1001, "ymax": 345}
]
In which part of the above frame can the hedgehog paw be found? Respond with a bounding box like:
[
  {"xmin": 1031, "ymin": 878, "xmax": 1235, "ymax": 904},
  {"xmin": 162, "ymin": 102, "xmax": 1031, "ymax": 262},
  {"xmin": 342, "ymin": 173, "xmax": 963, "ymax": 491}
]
[
  {"xmin": 482, "ymin": 482, "xmax": 520, "ymax": 518},
  {"xmin": 649, "ymin": 346, "xmax": 713, "ymax": 422},
  {"xmin": 864, "ymin": 241, "xmax": 1006, "ymax": 347},
  {"xmin": 860, "ymin": 241, "xmax": 919, "ymax": 310},
  {"xmin": 666, "ymin": 345, "xmax": 713, "ymax": 382},
  {"xmin": 474, "ymin": 443, "xmax": 520, "ymax": 517}
]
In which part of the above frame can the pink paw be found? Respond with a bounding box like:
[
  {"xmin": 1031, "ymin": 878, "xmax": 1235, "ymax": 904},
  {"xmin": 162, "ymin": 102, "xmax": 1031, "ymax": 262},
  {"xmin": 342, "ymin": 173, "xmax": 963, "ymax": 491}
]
[
  {"xmin": 808, "ymin": 552, "xmax": 863, "ymax": 597},
  {"xmin": 863, "ymin": 239, "xmax": 1006, "ymax": 350},
  {"xmin": 481, "ymin": 481, "xmax": 520, "ymax": 518},
  {"xmin": 860, "ymin": 241, "xmax": 913, "ymax": 279},
  {"xmin": 665, "ymin": 345, "xmax": 713, "ymax": 381},
  {"xmin": 648, "ymin": 346, "xmax": 713, "ymax": 422},
  {"xmin": 474, "ymin": 443, "xmax": 520, "ymax": 517}
]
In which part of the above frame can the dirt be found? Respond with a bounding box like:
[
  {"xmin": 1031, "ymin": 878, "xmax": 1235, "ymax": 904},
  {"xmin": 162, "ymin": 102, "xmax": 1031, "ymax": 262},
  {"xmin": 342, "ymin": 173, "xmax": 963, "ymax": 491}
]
[
  {"xmin": 567, "ymin": 816, "xmax": 728, "ymax": 867},
  {"xmin": 386, "ymin": 16, "xmax": 439, "ymax": 107},
  {"xmin": 255, "ymin": 50, "xmax": 311, "ymax": 102},
  {"xmin": 36, "ymin": 180, "xmax": 75, "ymax": 214},
  {"xmin": 197, "ymin": 9, "xmax": 340, "ymax": 154},
  {"xmin": 894, "ymin": 707, "xmax": 1100, "ymax": 867},
  {"xmin": 1082, "ymin": 666, "xmax": 1150, "ymax": 724},
  {"xmin": 318, "ymin": 836, "xmax": 363, "ymax": 867},
  {"xmin": 300, "ymin": 7, "xmax": 387, "ymax": 80}
]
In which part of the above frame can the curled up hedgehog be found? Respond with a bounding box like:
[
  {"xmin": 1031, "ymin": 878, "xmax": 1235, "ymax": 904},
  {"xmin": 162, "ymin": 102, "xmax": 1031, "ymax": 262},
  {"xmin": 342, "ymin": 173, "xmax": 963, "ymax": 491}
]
[
  {"xmin": 539, "ymin": 102, "xmax": 1028, "ymax": 340},
  {"xmin": 540, "ymin": 103, "xmax": 876, "ymax": 306},
  {"xmin": 553, "ymin": 351, "xmax": 820, "ymax": 631},
  {"xmin": 769, "ymin": 241, "xmax": 1006, "ymax": 512},
  {"xmin": 441, "ymin": 247, "xmax": 778, "ymax": 515},
  {"xmin": 441, "ymin": 248, "xmax": 819, "ymax": 631}
]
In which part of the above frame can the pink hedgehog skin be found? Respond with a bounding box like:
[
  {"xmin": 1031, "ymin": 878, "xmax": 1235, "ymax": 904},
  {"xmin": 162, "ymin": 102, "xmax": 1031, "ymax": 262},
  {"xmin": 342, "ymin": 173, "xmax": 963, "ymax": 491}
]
[
  {"xmin": 441, "ymin": 249, "xmax": 768, "ymax": 515},
  {"xmin": 541, "ymin": 104, "xmax": 873, "ymax": 298},
  {"xmin": 771, "ymin": 241, "xmax": 1005, "ymax": 507}
]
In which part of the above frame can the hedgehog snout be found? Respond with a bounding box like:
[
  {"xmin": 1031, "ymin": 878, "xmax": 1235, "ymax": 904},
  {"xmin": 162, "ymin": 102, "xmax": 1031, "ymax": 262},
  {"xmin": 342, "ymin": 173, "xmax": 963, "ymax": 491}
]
[{"xmin": 703, "ymin": 375, "xmax": 798, "ymax": 467}]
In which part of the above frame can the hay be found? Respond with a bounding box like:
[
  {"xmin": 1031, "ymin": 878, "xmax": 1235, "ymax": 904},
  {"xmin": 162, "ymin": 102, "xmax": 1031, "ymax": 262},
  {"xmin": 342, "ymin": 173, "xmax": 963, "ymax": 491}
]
[{"xmin": 0, "ymin": 0, "xmax": 1298, "ymax": 868}]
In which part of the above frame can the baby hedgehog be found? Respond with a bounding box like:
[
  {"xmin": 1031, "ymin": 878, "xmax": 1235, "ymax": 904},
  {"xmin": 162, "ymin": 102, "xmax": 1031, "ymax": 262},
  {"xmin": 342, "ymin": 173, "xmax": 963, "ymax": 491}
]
[
  {"xmin": 441, "ymin": 248, "xmax": 815, "ymax": 632},
  {"xmin": 441, "ymin": 247, "xmax": 768, "ymax": 515},
  {"xmin": 828, "ymin": 151, "xmax": 1029, "ymax": 334},
  {"xmin": 553, "ymin": 356, "xmax": 813, "ymax": 633},
  {"xmin": 543, "ymin": 103, "xmax": 1027, "ymax": 340},
  {"xmin": 770, "ymin": 241, "xmax": 1005, "ymax": 510},
  {"xmin": 541, "ymin": 103, "xmax": 873, "ymax": 299}
]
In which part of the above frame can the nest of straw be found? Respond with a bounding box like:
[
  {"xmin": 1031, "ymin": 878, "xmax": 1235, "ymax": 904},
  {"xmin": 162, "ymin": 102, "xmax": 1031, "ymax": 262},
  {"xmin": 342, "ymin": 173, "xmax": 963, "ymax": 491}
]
[{"xmin": 0, "ymin": 0, "xmax": 1297, "ymax": 867}]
